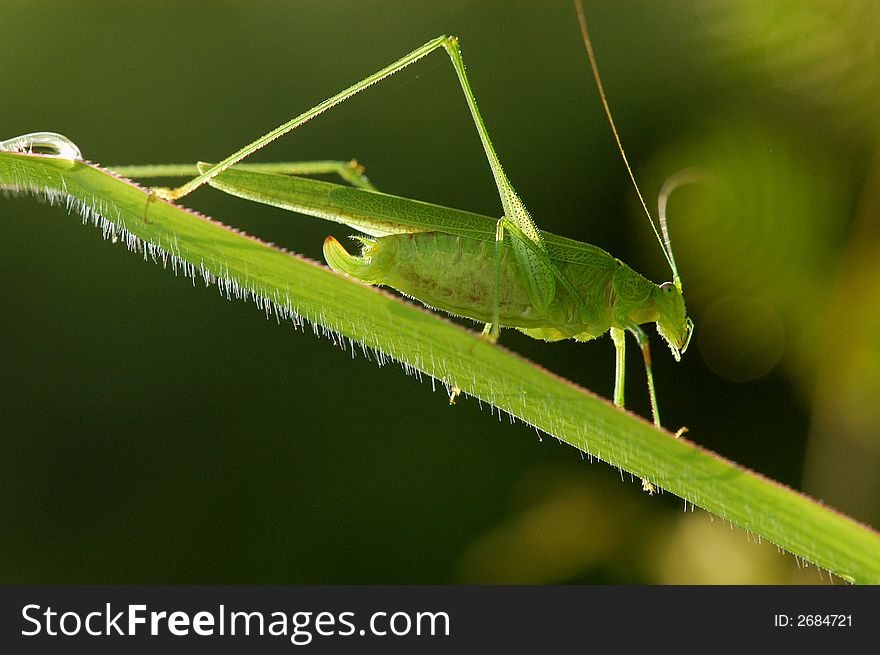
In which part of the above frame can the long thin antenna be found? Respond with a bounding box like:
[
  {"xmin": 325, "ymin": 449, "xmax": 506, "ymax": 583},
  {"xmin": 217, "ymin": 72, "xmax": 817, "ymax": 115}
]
[
  {"xmin": 658, "ymin": 169, "xmax": 711, "ymax": 288},
  {"xmin": 573, "ymin": 0, "xmax": 677, "ymax": 279}
]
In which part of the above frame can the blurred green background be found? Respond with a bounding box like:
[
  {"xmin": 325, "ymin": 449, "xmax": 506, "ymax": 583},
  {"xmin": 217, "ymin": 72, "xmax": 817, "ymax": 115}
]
[{"xmin": 2, "ymin": 0, "xmax": 878, "ymax": 584}]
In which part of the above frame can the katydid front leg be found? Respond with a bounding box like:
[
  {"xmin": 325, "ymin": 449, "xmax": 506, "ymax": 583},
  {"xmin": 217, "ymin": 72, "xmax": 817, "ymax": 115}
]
[
  {"xmin": 627, "ymin": 322, "xmax": 660, "ymax": 428},
  {"xmin": 616, "ymin": 323, "xmax": 661, "ymax": 493},
  {"xmin": 613, "ymin": 323, "xmax": 661, "ymax": 429}
]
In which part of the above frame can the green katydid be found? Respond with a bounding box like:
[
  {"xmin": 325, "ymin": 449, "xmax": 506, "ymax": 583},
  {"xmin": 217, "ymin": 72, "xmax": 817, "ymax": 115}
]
[{"xmin": 119, "ymin": 3, "xmax": 693, "ymax": 428}]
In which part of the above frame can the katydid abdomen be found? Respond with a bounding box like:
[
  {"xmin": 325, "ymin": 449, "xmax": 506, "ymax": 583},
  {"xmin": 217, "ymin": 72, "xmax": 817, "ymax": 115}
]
[{"xmin": 324, "ymin": 231, "xmax": 662, "ymax": 344}]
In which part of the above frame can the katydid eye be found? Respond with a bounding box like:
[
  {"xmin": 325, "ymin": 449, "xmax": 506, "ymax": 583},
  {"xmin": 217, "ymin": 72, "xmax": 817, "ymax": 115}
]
[{"xmin": 660, "ymin": 282, "xmax": 675, "ymax": 294}]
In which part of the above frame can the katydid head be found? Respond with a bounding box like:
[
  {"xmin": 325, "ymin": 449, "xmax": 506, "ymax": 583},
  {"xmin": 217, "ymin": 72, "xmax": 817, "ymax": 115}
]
[{"xmin": 654, "ymin": 281, "xmax": 693, "ymax": 362}]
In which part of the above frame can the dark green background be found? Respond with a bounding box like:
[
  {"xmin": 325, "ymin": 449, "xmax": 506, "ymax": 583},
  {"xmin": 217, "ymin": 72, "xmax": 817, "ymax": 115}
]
[{"xmin": 2, "ymin": 0, "xmax": 877, "ymax": 583}]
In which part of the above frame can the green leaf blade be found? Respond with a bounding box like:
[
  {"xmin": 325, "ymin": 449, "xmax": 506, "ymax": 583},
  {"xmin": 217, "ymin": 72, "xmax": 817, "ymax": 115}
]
[{"xmin": 2, "ymin": 151, "xmax": 878, "ymax": 583}]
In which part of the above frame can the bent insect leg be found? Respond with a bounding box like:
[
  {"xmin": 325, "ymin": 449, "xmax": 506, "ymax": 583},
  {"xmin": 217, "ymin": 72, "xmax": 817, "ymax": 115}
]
[
  {"xmin": 156, "ymin": 34, "xmax": 543, "ymax": 234},
  {"xmin": 226, "ymin": 160, "xmax": 377, "ymax": 190},
  {"xmin": 626, "ymin": 323, "xmax": 660, "ymax": 428},
  {"xmin": 155, "ymin": 36, "xmax": 455, "ymax": 202},
  {"xmin": 151, "ymin": 32, "xmax": 555, "ymax": 345},
  {"xmin": 114, "ymin": 161, "xmax": 376, "ymax": 190},
  {"xmin": 221, "ymin": 160, "xmax": 376, "ymax": 190},
  {"xmin": 621, "ymin": 323, "xmax": 662, "ymax": 494}
]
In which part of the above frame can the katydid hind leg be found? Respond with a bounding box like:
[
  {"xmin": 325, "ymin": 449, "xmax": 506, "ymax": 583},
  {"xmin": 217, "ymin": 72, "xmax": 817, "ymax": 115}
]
[
  {"xmin": 151, "ymin": 33, "xmax": 558, "ymax": 335},
  {"xmin": 226, "ymin": 160, "xmax": 377, "ymax": 190},
  {"xmin": 243, "ymin": 160, "xmax": 376, "ymax": 190},
  {"xmin": 441, "ymin": 37, "xmax": 557, "ymax": 317},
  {"xmin": 116, "ymin": 160, "xmax": 376, "ymax": 190},
  {"xmin": 156, "ymin": 36, "xmax": 454, "ymax": 201}
]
